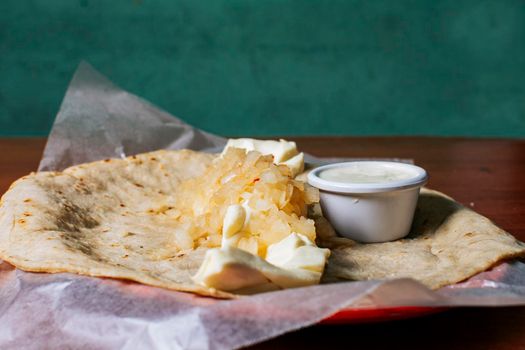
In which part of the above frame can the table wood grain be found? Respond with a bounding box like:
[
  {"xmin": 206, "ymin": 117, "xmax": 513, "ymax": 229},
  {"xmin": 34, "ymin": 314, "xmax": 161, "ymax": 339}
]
[{"xmin": 1, "ymin": 136, "xmax": 525, "ymax": 349}]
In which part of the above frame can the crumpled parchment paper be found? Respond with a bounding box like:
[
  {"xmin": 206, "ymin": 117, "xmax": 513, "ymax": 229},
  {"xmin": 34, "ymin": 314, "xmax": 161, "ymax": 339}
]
[{"xmin": 2, "ymin": 62, "xmax": 525, "ymax": 350}]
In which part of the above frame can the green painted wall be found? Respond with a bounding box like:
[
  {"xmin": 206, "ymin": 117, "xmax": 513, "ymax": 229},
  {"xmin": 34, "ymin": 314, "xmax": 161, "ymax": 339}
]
[{"xmin": 1, "ymin": 0, "xmax": 524, "ymax": 137}]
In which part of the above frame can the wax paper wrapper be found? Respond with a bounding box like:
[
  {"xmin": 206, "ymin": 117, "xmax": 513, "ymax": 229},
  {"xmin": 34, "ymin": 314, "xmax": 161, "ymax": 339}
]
[{"xmin": 2, "ymin": 62, "xmax": 525, "ymax": 349}]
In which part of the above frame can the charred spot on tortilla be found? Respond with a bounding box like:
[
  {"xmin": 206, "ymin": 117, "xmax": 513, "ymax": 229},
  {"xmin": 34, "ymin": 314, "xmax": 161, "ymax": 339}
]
[
  {"xmin": 60, "ymin": 230, "xmax": 103, "ymax": 261},
  {"xmin": 53, "ymin": 200, "xmax": 103, "ymax": 260},
  {"xmin": 54, "ymin": 201, "xmax": 99, "ymax": 232}
]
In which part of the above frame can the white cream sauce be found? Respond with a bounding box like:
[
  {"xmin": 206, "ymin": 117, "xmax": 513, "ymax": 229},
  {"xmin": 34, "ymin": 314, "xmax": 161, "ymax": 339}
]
[{"xmin": 319, "ymin": 163, "xmax": 416, "ymax": 184}]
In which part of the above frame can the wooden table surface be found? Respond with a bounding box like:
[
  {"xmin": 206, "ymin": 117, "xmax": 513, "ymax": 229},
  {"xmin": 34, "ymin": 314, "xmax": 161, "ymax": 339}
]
[{"xmin": 1, "ymin": 136, "xmax": 525, "ymax": 349}]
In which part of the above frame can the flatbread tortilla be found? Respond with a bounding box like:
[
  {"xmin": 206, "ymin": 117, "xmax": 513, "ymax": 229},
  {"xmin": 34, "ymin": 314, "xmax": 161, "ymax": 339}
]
[
  {"xmin": 0, "ymin": 149, "xmax": 523, "ymax": 296},
  {"xmin": 0, "ymin": 149, "xmax": 236, "ymax": 298},
  {"xmin": 318, "ymin": 188, "xmax": 525, "ymax": 289},
  {"xmin": 0, "ymin": 148, "xmax": 318, "ymax": 298}
]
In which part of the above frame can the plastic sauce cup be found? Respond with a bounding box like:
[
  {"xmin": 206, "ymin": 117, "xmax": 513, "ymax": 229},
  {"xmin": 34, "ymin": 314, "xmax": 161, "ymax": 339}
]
[{"xmin": 307, "ymin": 161, "xmax": 428, "ymax": 243}]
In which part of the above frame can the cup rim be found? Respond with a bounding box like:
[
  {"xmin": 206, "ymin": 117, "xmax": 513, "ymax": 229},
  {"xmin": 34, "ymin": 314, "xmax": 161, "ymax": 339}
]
[{"xmin": 307, "ymin": 161, "xmax": 428, "ymax": 194}]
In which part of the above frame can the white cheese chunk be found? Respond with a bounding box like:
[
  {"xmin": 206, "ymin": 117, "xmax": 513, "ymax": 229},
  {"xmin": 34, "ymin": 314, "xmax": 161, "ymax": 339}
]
[
  {"xmin": 222, "ymin": 138, "xmax": 304, "ymax": 176},
  {"xmin": 194, "ymin": 229, "xmax": 330, "ymax": 294},
  {"xmin": 266, "ymin": 233, "xmax": 330, "ymax": 273},
  {"xmin": 281, "ymin": 152, "xmax": 305, "ymax": 177},
  {"xmin": 222, "ymin": 205, "xmax": 246, "ymax": 238},
  {"xmin": 221, "ymin": 204, "xmax": 258, "ymax": 255},
  {"xmin": 265, "ymin": 232, "xmax": 313, "ymax": 266},
  {"xmin": 223, "ymin": 138, "xmax": 298, "ymax": 163},
  {"xmin": 192, "ymin": 246, "xmax": 323, "ymax": 294},
  {"xmin": 276, "ymin": 245, "xmax": 331, "ymax": 273},
  {"xmin": 192, "ymin": 247, "xmax": 272, "ymax": 292}
]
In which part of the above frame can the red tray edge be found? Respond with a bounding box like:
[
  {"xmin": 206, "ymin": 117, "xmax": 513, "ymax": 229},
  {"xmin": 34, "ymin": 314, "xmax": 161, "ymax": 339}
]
[{"xmin": 320, "ymin": 306, "xmax": 448, "ymax": 325}]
